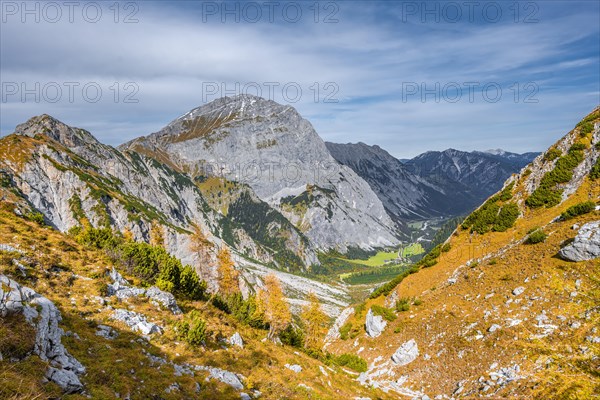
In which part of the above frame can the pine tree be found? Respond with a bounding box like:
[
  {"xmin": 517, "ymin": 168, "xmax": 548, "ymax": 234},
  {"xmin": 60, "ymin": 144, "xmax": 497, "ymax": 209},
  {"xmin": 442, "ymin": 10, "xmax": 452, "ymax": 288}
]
[
  {"xmin": 259, "ymin": 274, "xmax": 291, "ymax": 341},
  {"xmin": 149, "ymin": 221, "xmax": 165, "ymax": 248},
  {"xmin": 217, "ymin": 247, "xmax": 239, "ymax": 296},
  {"xmin": 300, "ymin": 292, "xmax": 329, "ymax": 350}
]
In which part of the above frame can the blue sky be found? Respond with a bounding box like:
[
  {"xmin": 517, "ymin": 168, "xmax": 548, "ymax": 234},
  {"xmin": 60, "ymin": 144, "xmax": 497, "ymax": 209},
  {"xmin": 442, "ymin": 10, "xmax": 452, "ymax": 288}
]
[{"xmin": 1, "ymin": 0, "xmax": 599, "ymax": 158}]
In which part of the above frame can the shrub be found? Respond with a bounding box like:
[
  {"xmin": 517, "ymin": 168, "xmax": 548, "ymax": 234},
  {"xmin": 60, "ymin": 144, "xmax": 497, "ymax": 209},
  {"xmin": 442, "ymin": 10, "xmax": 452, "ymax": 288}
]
[
  {"xmin": 335, "ymin": 353, "xmax": 367, "ymax": 372},
  {"xmin": 339, "ymin": 322, "xmax": 352, "ymax": 340},
  {"xmin": 543, "ymin": 148, "xmax": 562, "ymax": 162},
  {"xmin": 569, "ymin": 143, "xmax": 587, "ymax": 152},
  {"xmin": 441, "ymin": 243, "xmax": 451, "ymax": 252},
  {"xmin": 413, "ymin": 298, "xmax": 423, "ymax": 306},
  {"xmin": 590, "ymin": 158, "xmax": 600, "ymax": 180},
  {"xmin": 371, "ymin": 305, "xmax": 396, "ymax": 321},
  {"xmin": 526, "ymin": 148, "xmax": 584, "ymax": 208},
  {"xmin": 178, "ymin": 265, "xmax": 206, "ymax": 300},
  {"xmin": 462, "ymin": 184, "xmax": 519, "ymax": 234},
  {"xmin": 579, "ymin": 122, "xmax": 594, "ymax": 136},
  {"xmin": 561, "ymin": 201, "xmax": 596, "ymax": 220},
  {"xmin": 493, "ymin": 203, "xmax": 520, "ymax": 232},
  {"xmin": 25, "ymin": 211, "xmax": 45, "ymax": 225},
  {"xmin": 279, "ymin": 325, "xmax": 304, "ymax": 348},
  {"xmin": 525, "ymin": 230, "xmax": 547, "ymax": 244},
  {"xmin": 369, "ymin": 266, "xmax": 419, "ymax": 299},
  {"xmin": 176, "ymin": 311, "xmax": 208, "ymax": 346},
  {"xmin": 395, "ymin": 298, "xmax": 410, "ymax": 312},
  {"xmin": 74, "ymin": 226, "xmax": 207, "ymax": 301}
]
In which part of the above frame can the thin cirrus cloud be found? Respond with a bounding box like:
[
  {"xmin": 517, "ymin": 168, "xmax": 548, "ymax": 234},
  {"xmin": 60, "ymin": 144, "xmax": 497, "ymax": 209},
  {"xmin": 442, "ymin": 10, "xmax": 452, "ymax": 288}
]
[{"xmin": 0, "ymin": 1, "xmax": 598, "ymax": 159}]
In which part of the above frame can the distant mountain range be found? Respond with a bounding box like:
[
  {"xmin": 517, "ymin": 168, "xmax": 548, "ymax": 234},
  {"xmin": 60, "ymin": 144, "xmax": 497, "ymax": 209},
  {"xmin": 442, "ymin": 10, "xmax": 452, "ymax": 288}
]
[{"xmin": 326, "ymin": 142, "xmax": 539, "ymax": 223}]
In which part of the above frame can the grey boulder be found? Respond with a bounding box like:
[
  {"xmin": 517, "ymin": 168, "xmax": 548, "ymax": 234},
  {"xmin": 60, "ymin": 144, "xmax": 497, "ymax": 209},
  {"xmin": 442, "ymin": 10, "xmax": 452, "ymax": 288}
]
[
  {"xmin": 391, "ymin": 339, "xmax": 419, "ymax": 366},
  {"xmin": 559, "ymin": 221, "xmax": 600, "ymax": 261},
  {"xmin": 365, "ymin": 308, "xmax": 387, "ymax": 338}
]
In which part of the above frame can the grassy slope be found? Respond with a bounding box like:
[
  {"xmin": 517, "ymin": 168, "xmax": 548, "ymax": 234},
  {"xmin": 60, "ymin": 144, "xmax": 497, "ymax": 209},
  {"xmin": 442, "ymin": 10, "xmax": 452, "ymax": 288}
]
[
  {"xmin": 0, "ymin": 203, "xmax": 391, "ymax": 400},
  {"xmin": 328, "ymin": 114, "xmax": 600, "ymax": 398}
]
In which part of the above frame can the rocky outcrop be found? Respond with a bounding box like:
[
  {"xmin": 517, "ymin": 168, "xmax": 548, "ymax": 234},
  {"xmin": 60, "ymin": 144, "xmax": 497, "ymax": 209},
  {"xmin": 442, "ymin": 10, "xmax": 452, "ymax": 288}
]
[
  {"xmin": 0, "ymin": 275, "xmax": 85, "ymax": 393},
  {"xmin": 145, "ymin": 286, "xmax": 182, "ymax": 315},
  {"xmin": 391, "ymin": 339, "xmax": 419, "ymax": 366},
  {"xmin": 194, "ymin": 366, "xmax": 244, "ymax": 390},
  {"xmin": 106, "ymin": 268, "xmax": 182, "ymax": 314},
  {"xmin": 365, "ymin": 309, "xmax": 387, "ymax": 338},
  {"xmin": 95, "ymin": 324, "xmax": 118, "ymax": 340},
  {"xmin": 325, "ymin": 306, "xmax": 355, "ymax": 342},
  {"xmin": 111, "ymin": 309, "xmax": 162, "ymax": 335},
  {"xmin": 559, "ymin": 221, "xmax": 600, "ymax": 261}
]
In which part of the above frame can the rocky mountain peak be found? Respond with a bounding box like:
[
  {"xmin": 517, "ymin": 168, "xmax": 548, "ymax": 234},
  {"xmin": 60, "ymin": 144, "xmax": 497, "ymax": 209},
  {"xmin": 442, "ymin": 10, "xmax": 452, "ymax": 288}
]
[
  {"xmin": 14, "ymin": 114, "xmax": 99, "ymax": 148},
  {"xmin": 119, "ymin": 96, "xmax": 401, "ymax": 251}
]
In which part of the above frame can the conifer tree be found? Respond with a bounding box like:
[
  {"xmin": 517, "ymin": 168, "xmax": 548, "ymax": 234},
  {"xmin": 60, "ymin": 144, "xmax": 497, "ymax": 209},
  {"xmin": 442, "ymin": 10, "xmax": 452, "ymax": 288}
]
[
  {"xmin": 301, "ymin": 292, "xmax": 329, "ymax": 350},
  {"xmin": 149, "ymin": 221, "xmax": 165, "ymax": 248},
  {"xmin": 217, "ymin": 247, "xmax": 239, "ymax": 296},
  {"xmin": 259, "ymin": 274, "xmax": 291, "ymax": 341}
]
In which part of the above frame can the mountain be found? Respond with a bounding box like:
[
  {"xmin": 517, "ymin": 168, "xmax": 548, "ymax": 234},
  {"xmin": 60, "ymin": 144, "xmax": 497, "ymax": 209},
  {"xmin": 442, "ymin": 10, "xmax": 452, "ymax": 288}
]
[
  {"xmin": 327, "ymin": 143, "xmax": 539, "ymax": 222},
  {"xmin": 404, "ymin": 148, "xmax": 538, "ymax": 214},
  {"xmin": 121, "ymin": 95, "xmax": 400, "ymax": 252},
  {"xmin": 325, "ymin": 107, "xmax": 600, "ymax": 398},
  {"xmin": 482, "ymin": 148, "xmax": 541, "ymax": 167},
  {"xmin": 325, "ymin": 142, "xmax": 452, "ymax": 221},
  {"xmin": 0, "ymin": 114, "xmax": 356, "ymax": 316}
]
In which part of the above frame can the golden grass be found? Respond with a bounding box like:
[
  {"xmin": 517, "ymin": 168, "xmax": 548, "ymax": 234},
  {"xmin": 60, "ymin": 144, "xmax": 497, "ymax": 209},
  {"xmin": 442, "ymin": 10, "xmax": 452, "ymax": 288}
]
[{"xmin": 0, "ymin": 206, "xmax": 389, "ymax": 399}]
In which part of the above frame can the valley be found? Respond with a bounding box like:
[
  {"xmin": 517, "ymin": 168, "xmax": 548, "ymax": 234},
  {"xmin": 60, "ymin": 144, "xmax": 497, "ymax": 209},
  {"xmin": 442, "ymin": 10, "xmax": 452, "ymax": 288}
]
[{"xmin": 0, "ymin": 101, "xmax": 598, "ymax": 399}]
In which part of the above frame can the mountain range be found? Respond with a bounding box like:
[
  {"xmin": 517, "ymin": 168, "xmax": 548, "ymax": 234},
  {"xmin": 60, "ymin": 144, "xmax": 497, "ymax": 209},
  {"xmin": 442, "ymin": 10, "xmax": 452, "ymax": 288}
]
[
  {"xmin": 326, "ymin": 142, "xmax": 538, "ymax": 222},
  {"xmin": 2, "ymin": 97, "xmax": 597, "ymax": 399}
]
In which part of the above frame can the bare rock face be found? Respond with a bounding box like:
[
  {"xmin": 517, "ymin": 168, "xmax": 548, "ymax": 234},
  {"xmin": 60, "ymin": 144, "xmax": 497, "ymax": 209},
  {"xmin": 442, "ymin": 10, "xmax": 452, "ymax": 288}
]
[
  {"xmin": 391, "ymin": 339, "xmax": 419, "ymax": 366},
  {"xmin": 121, "ymin": 94, "xmax": 400, "ymax": 252},
  {"xmin": 365, "ymin": 308, "xmax": 387, "ymax": 338},
  {"xmin": 0, "ymin": 275, "xmax": 85, "ymax": 393},
  {"xmin": 559, "ymin": 221, "xmax": 600, "ymax": 261}
]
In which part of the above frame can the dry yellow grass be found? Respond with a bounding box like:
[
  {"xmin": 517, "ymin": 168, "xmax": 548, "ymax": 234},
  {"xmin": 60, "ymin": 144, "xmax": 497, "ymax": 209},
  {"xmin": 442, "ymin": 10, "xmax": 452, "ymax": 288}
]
[
  {"xmin": 0, "ymin": 202, "xmax": 391, "ymax": 399},
  {"xmin": 329, "ymin": 166, "xmax": 599, "ymax": 397}
]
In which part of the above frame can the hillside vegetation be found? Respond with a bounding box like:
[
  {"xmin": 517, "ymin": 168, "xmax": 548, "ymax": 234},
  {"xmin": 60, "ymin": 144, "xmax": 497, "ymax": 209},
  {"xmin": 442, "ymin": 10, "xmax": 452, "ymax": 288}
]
[
  {"xmin": 327, "ymin": 108, "xmax": 600, "ymax": 399},
  {"xmin": 0, "ymin": 197, "xmax": 390, "ymax": 399}
]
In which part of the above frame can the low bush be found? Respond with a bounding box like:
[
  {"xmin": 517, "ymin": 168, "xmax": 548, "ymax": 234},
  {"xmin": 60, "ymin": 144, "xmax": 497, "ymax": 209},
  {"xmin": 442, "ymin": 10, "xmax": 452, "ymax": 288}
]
[
  {"xmin": 335, "ymin": 353, "xmax": 367, "ymax": 372},
  {"xmin": 176, "ymin": 311, "xmax": 208, "ymax": 346},
  {"xmin": 462, "ymin": 184, "xmax": 519, "ymax": 234},
  {"xmin": 525, "ymin": 230, "xmax": 547, "ymax": 244},
  {"xmin": 371, "ymin": 305, "xmax": 396, "ymax": 321},
  {"xmin": 590, "ymin": 158, "xmax": 600, "ymax": 180},
  {"xmin": 526, "ymin": 147, "xmax": 585, "ymax": 208},
  {"xmin": 73, "ymin": 225, "xmax": 206, "ymax": 300},
  {"xmin": 279, "ymin": 325, "xmax": 304, "ymax": 348},
  {"xmin": 25, "ymin": 211, "xmax": 45, "ymax": 225},
  {"xmin": 543, "ymin": 148, "xmax": 562, "ymax": 162},
  {"xmin": 395, "ymin": 297, "xmax": 410, "ymax": 312},
  {"xmin": 561, "ymin": 201, "xmax": 596, "ymax": 220}
]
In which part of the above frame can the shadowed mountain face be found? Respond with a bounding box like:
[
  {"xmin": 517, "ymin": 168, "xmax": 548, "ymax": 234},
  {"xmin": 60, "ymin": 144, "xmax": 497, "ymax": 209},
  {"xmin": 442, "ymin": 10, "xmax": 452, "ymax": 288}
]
[{"xmin": 326, "ymin": 142, "xmax": 539, "ymax": 222}]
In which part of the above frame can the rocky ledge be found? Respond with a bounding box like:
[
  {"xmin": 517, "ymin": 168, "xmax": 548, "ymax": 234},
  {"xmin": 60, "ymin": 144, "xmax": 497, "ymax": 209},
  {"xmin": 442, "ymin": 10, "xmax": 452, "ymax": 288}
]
[{"xmin": 0, "ymin": 275, "xmax": 86, "ymax": 393}]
